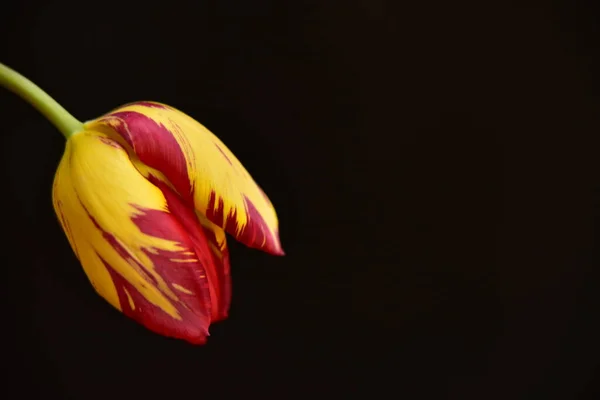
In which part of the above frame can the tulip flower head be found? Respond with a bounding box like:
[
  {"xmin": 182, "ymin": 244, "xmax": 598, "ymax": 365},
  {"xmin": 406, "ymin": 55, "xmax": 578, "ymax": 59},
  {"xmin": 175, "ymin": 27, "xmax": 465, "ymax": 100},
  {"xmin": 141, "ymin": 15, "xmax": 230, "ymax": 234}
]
[{"xmin": 0, "ymin": 63, "xmax": 283, "ymax": 344}]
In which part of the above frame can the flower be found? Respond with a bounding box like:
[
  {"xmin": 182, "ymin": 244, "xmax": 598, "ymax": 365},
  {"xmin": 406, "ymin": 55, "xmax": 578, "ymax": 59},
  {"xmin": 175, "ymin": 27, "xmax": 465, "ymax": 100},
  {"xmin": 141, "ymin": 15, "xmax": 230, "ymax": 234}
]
[{"xmin": 52, "ymin": 101, "xmax": 283, "ymax": 344}]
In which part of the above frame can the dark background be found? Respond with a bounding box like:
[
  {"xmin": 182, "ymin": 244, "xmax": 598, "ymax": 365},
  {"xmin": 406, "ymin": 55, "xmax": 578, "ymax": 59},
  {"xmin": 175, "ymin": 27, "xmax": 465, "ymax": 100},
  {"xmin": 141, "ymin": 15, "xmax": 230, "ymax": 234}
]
[{"xmin": 1, "ymin": 0, "xmax": 599, "ymax": 398}]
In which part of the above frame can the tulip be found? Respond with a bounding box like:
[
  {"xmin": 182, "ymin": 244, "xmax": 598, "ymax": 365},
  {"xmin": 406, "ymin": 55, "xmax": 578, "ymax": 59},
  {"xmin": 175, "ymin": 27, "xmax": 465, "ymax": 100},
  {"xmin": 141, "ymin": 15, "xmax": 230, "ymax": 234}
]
[{"xmin": 0, "ymin": 63, "xmax": 283, "ymax": 344}]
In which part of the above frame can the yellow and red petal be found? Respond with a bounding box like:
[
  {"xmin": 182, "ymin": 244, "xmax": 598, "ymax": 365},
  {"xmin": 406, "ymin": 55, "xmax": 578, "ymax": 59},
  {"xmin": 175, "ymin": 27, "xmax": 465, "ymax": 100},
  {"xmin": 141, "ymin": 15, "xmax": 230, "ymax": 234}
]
[
  {"xmin": 85, "ymin": 101, "xmax": 284, "ymax": 255},
  {"xmin": 149, "ymin": 175, "xmax": 232, "ymax": 323},
  {"xmin": 52, "ymin": 130, "xmax": 221, "ymax": 344},
  {"xmin": 196, "ymin": 211, "xmax": 231, "ymax": 322}
]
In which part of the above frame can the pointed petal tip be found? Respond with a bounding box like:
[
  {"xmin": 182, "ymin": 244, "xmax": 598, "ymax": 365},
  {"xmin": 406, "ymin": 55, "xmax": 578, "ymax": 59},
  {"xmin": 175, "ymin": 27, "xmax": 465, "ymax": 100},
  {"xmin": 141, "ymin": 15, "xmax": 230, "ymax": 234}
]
[
  {"xmin": 185, "ymin": 333, "xmax": 209, "ymax": 345},
  {"xmin": 187, "ymin": 325, "xmax": 211, "ymax": 344},
  {"xmin": 271, "ymin": 235, "xmax": 285, "ymax": 256},
  {"xmin": 260, "ymin": 239, "xmax": 285, "ymax": 256},
  {"xmin": 268, "ymin": 232, "xmax": 285, "ymax": 255}
]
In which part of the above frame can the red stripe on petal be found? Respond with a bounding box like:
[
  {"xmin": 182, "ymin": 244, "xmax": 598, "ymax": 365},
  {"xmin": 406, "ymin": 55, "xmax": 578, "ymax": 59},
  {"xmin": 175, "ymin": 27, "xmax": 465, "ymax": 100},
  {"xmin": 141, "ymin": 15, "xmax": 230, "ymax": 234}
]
[
  {"xmin": 84, "ymin": 210, "xmax": 159, "ymax": 286},
  {"xmin": 129, "ymin": 206, "xmax": 216, "ymax": 315},
  {"xmin": 148, "ymin": 175, "xmax": 230, "ymax": 322},
  {"xmin": 81, "ymin": 199, "xmax": 213, "ymax": 344},
  {"xmin": 214, "ymin": 143, "xmax": 233, "ymax": 165},
  {"xmin": 101, "ymin": 256, "xmax": 209, "ymax": 345},
  {"xmin": 208, "ymin": 248, "xmax": 231, "ymax": 322},
  {"xmin": 205, "ymin": 191, "xmax": 284, "ymax": 255},
  {"xmin": 243, "ymin": 196, "xmax": 284, "ymax": 255},
  {"xmin": 206, "ymin": 192, "xmax": 232, "ymax": 233},
  {"xmin": 102, "ymin": 111, "xmax": 194, "ymax": 204},
  {"xmin": 197, "ymin": 217, "xmax": 231, "ymax": 322}
]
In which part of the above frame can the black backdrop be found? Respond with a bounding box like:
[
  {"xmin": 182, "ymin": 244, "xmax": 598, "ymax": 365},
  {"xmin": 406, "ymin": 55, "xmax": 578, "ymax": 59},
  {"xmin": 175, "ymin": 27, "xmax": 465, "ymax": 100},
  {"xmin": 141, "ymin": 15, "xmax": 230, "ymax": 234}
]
[{"xmin": 1, "ymin": 1, "xmax": 599, "ymax": 398}]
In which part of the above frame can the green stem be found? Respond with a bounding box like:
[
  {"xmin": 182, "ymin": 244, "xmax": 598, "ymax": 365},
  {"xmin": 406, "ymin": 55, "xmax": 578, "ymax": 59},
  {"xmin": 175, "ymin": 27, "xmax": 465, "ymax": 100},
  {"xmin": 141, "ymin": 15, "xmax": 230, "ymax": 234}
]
[{"xmin": 0, "ymin": 63, "xmax": 83, "ymax": 139}]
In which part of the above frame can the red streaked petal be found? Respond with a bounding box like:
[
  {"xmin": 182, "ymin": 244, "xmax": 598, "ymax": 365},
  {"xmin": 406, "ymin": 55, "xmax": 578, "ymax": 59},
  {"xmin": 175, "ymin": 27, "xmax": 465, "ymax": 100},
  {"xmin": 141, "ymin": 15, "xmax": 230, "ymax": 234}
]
[
  {"xmin": 97, "ymin": 109, "xmax": 194, "ymax": 205},
  {"xmin": 197, "ymin": 211, "xmax": 231, "ymax": 322},
  {"xmin": 148, "ymin": 175, "xmax": 231, "ymax": 323},
  {"xmin": 86, "ymin": 101, "xmax": 284, "ymax": 255},
  {"xmin": 52, "ymin": 130, "xmax": 222, "ymax": 344}
]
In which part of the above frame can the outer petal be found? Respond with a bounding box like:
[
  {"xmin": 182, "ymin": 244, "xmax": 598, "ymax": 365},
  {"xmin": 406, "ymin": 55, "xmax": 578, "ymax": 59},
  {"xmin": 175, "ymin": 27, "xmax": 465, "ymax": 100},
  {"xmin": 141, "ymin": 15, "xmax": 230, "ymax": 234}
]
[
  {"xmin": 52, "ymin": 130, "xmax": 219, "ymax": 344},
  {"xmin": 85, "ymin": 101, "xmax": 284, "ymax": 255},
  {"xmin": 136, "ymin": 166, "xmax": 232, "ymax": 323},
  {"xmin": 196, "ymin": 212, "xmax": 231, "ymax": 322}
]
